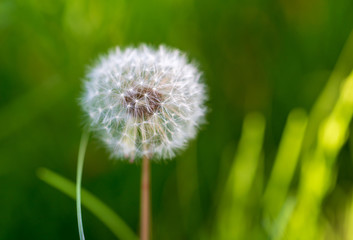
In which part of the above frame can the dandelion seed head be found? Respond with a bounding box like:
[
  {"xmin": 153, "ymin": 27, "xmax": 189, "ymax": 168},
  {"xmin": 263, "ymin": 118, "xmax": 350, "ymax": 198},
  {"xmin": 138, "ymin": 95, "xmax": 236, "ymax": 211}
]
[{"xmin": 81, "ymin": 44, "xmax": 207, "ymax": 160}]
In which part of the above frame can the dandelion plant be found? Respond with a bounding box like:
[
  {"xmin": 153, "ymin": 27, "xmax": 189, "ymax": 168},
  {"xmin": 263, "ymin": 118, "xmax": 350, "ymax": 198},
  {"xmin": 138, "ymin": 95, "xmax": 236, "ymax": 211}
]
[{"xmin": 79, "ymin": 45, "xmax": 207, "ymax": 240}]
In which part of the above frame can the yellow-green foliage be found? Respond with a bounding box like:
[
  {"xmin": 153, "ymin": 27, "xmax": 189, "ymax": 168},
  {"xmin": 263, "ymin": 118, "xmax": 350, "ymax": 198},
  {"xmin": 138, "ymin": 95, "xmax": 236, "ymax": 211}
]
[{"xmin": 214, "ymin": 36, "xmax": 353, "ymax": 240}]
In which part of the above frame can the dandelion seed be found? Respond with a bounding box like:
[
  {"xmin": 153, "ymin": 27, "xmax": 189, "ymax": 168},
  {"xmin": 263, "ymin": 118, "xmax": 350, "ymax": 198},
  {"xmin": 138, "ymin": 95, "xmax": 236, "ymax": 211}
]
[{"xmin": 81, "ymin": 44, "xmax": 207, "ymax": 160}]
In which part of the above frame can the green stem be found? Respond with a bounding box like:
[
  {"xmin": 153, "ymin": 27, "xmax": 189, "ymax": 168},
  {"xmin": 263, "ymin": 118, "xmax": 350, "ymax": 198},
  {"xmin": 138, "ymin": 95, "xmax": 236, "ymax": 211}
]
[{"xmin": 76, "ymin": 130, "xmax": 90, "ymax": 240}]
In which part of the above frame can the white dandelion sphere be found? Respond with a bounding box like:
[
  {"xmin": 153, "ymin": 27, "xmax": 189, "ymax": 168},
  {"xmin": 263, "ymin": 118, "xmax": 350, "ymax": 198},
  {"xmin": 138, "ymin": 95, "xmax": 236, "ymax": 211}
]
[{"xmin": 81, "ymin": 44, "xmax": 207, "ymax": 160}]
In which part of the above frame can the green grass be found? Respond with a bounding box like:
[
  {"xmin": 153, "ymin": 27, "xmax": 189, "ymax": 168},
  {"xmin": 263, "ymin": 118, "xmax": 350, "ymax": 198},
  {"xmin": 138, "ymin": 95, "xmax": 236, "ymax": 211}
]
[{"xmin": 2, "ymin": 0, "xmax": 353, "ymax": 239}]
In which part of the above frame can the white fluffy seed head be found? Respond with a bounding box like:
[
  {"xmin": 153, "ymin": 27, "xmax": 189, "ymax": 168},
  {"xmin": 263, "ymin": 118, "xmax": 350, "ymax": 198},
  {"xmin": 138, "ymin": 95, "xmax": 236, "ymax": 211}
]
[{"xmin": 81, "ymin": 44, "xmax": 207, "ymax": 161}]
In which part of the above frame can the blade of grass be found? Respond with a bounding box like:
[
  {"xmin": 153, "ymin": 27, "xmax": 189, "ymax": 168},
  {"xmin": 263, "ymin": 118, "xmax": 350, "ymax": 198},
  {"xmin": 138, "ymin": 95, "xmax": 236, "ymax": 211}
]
[
  {"xmin": 270, "ymin": 196, "xmax": 296, "ymax": 240},
  {"xmin": 215, "ymin": 112, "xmax": 265, "ymax": 240},
  {"xmin": 263, "ymin": 109, "xmax": 307, "ymax": 221},
  {"xmin": 37, "ymin": 167, "xmax": 138, "ymax": 240},
  {"xmin": 304, "ymin": 30, "xmax": 353, "ymax": 151}
]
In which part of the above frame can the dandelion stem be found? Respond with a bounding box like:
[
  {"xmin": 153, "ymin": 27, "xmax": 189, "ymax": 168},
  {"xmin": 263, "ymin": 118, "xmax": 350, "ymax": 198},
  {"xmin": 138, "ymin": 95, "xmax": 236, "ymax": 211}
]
[
  {"xmin": 76, "ymin": 130, "xmax": 90, "ymax": 240},
  {"xmin": 140, "ymin": 154, "xmax": 151, "ymax": 240}
]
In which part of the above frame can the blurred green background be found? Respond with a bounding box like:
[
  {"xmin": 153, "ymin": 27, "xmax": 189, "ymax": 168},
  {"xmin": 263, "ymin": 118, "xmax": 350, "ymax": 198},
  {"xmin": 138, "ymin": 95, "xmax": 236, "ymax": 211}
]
[{"xmin": 2, "ymin": 0, "xmax": 353, "ymax": 239}]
